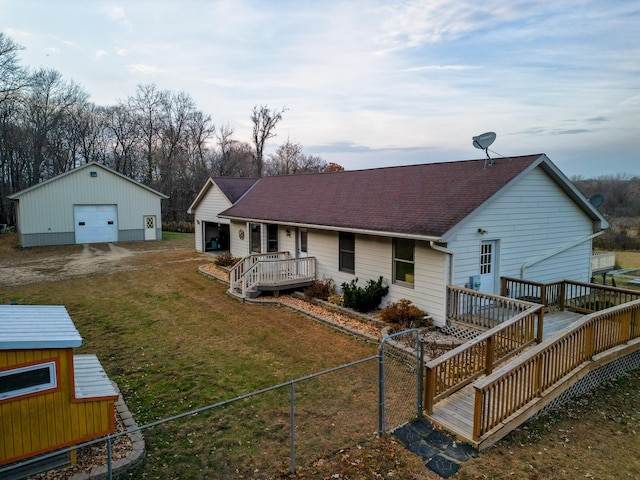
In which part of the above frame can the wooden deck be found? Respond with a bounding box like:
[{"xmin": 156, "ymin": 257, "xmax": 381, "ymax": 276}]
[{"xmin": 427, "ymin": 310, "xmax": 584, "ymax": 446}]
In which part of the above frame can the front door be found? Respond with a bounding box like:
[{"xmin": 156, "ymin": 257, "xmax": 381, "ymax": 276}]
[
  {"xmin": 144, "ymin": 215, "xmax": 156, "ymax": 241},
  {"xmin": 297, "ymin": 228, "xmax": 308, "ymax": 258},
  {"xmin": 479, "ymin": 240, "xmax": 497, "ymax": 294}
]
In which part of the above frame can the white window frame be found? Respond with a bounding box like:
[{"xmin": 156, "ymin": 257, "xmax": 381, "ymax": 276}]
[{"xmin": 0, "ymin": 360, "xmax": 58, "ymax": 401}]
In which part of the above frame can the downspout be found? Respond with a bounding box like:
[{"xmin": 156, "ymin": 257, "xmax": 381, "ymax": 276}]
[
  {"xmin": 430, "ymin": 241, "xmax": 454, "ymax": 285},
  {"xmin": 520, "ymin": 231, "xmax": 604, "ymax": 279}
]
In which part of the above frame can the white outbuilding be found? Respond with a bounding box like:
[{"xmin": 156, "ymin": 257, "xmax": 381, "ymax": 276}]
[{"xmin": 9, "ymin": 162, "xmax": 168, "ymax": 247}]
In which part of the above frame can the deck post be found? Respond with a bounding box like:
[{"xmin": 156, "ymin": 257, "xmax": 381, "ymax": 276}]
[
  {"xmin": 485, "ymin": 336, "xmax": 494, "ymax": 375},
  {"xmin": 472, "ymin": 387, "xmax": 483, "ymax": 441},
  {"xmin": 423, "ymin": 366, "xmax": 435, "ymax": 414},
  {"xmin": 559, "ymin": 282, "xmax": 566, "ymax": 311},
  {"xmin": 536, "ymin": 309, "xmax": 544, "ymax": 344}
]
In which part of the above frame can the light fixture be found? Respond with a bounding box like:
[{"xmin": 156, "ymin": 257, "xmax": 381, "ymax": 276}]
[
  {"xmin": 286, "ymin": 229, "xmax": 291, "ymax": 237},
  {"xmin": 478, "ymin": 228, "xmax": 488, "ymax": 235}
]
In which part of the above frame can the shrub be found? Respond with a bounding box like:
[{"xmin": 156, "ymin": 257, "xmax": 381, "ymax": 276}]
[
  {"xmin": 379, "ymin": 299, "xmax": 431, "ymax": 329},
  {"xmin": 214, "ymin": 252, "xmax": 240, "ymax": 267},
  {"xmin": 341, "ymin": 276, "xmax": 389, "ymax": 313},
  {"xmin": 303, "ymin": 277, "xmax": 336, "ymax": 300},
  {"xmin": 162, "ymin": 221, "xmax": 195, "ymax": 233},
  {"xmin": 327, "ymin": 294, "xmax": 344, "ymax": 306}
]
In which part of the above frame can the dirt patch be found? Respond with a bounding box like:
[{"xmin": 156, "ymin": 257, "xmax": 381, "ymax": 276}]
[{"xmin": 0, "ymin": 232, "xmax": 200, "ymax": 287}]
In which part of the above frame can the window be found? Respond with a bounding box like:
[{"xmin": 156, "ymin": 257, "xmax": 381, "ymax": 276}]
[
  {"xmin": 267, "ymin": 224, "xmax": 278, "ymax": 252},
  {"xmin": 339, "ymin": 232, "xmax": 355, "ymax": 273},
  {"xmin": 480, "ymin": 242, "xmax": 492, "ymax": 274},
  {"xmin": 393, "ymin": 238, "xmax": 415, "ymax": 286},
  {"xmin": 0, "ymin": 361, "xmax": 58, "ymax": 401},
  {"xmin": 250, "ymin": 223, "xmax": 261, "ymax": 253}
]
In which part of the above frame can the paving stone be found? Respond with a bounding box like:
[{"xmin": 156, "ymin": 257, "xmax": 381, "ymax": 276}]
[
  {"xmin": 394, "ymin": 424, "xmax": 422, "ymax": 446},
  {"xmin": 444, "ymin": 441, "xmax": 477, "ymax": 462},
  {"xmin": 426, "ymin": 454, "xmax": 461, "ymax": 479},
  {"xmin": 424, "ymin": 429, "xmax": 453, "ymax": 450},
  {"xmin": 410, "ymin": 418, "xmax": 433, "ymax": 437},
  {"xmin": 407, "ymin": 440, "xmax": 439, "ymax": 461}
]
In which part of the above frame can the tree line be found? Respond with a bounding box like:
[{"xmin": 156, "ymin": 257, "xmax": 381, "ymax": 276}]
[
  {"xmin": 573, "ymin": 174, "xmax": 640, "ymax": 251},
  {"xmin": 0, "ymin": 33, "xmax": 341, "ymax": 226}
]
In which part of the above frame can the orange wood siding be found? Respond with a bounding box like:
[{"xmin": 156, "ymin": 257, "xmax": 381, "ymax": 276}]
[{"xmin": 0, "ymin": 348, "xmax": 116, "ymax": 466}]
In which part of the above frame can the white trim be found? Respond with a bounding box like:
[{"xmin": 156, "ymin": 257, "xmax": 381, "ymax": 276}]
[{"xmin": 0, "ymin": 360, "xmax": 57, "ymax": 400}]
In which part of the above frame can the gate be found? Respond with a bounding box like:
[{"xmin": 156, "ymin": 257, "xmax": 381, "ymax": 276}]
[{"xmin": 378, "ymin": 329, "xmax": 424, "ymax": 434}]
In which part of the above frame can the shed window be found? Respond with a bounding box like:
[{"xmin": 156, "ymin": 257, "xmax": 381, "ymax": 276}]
[
  {"xmin": 0, "ymin": 361, "xmax": 58, "ymax": 401},
  {"xmin": 339, "ymin": 232, "xmax": 355, "ymax": 273},
  {"xmin": 393, "ymin": 238, "xmax": 415, "ymax": 286}
]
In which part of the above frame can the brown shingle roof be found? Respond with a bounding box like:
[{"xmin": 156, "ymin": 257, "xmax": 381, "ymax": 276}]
[
  {"xmin": 220, "ymin": 155, "xmax": 543, "ymax": 238},
  {"xmin": 211, "ymin": 177, "xmax": 259, "ymax": 203}
]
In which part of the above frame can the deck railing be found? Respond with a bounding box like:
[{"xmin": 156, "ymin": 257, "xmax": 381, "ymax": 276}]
[
  {"xmin": 472, "ymin": 299, "xmax": 640, "ymax": 441},
  {"xmin": 242, "ymin": 257, "xmax": 316, "ymax": 297},
  {"xmin": 229, "ymin": 251, "xmax": 290, "ymax": 293},
  {"xmin": 447, "ymin": 285, "xmax": 539, "ymax": 329},
  {"xmin": 591, "ymin": 252, "xmax": 616, "ymax": 273},
  {"xmin": 424, "ymin": 288, "xmax": 542, "ymax": 414},
  {"xmin": 502, "ymin": 277, "xmax": 640, "ymax": 313}
]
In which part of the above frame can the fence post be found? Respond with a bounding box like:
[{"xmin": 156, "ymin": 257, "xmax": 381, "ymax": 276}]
[
  {"xmin": 106, "ymin": 434, "xmax": 113, "ymax": 480},
  {"xmin": 290, "ymin": 381, "xmax": 295, "ymax": 475},
  {"xmin": 377, "ymin": 346, "xmax": 385, "ymax": 436},
  {"xmin": 416, "ymin": 337, "xmax": 424, "ymax": 419}
]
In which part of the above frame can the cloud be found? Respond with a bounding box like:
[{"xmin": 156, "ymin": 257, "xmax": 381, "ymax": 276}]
[
  {"xmin": 400, "ymin": 64, "xmax": 481, "ymax": 72},
  {"xmin": 126, "ymin": 64, "xmax": 163, "ymax": 74},
  {"xmin": 95, "ymin": 50, "xmax": 108, "ymax": 58}
]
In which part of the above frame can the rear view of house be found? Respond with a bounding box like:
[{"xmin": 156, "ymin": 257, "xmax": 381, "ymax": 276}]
[
  {"xmin": 214, "ymin": 154, "xmax": 608, "ymax": 325},
  {"xmin": 9, "ymin": 162, "xmax": 168, "ymax": 247}
]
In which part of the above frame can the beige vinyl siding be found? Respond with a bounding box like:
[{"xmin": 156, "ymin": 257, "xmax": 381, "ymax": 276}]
[
  {"xmin": 229, "ymin": 221, "xmax": 249, "ymax": 258},
  {"xmin": 192, "ymin": 184, "xmax": 233, "ymax": 252},
  {"xmin": 310, "ymin": 229, "xmax": 448, "ymax": 326},
  {"xmin": 15, "ymin": 167, "xmax": 162, "ymax": 235},
  {"xmin": 446, "ymin": 166, "xmax": 594, "ymax": 288}
]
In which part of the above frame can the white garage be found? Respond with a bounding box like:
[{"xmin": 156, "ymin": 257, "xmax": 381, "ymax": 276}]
[
  {"xmin": 74, "ymin": 205, "xmax": 118, "ymax": 244},
  {"xmin": 9, "ymin": 163, "xmax": 168, "ymax": 247}
]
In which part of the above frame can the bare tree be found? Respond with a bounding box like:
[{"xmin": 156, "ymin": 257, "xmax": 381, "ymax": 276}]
[
  {"xmin": 212, "ymin": 124, "xmax": 253, "ymax": 177},
  {"xmin": 0, "ymin": 33, "xmax": 30, "ymax": 105},
  {"xmin": 250, "ymin": 104, "xmax": 286, "ymax": 176},
  {"xmin": 264, "ymin": 138, "xmax": 331, "ymax": 176}
]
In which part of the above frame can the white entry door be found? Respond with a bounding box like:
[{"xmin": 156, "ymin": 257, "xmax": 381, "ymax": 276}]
[
  {"xmin": 74, "ymin": 205, "xmax": 118, "ymax": 244},
  {"xmin": 479, "ymin": 240, "xmax": 497, "ymax": 295},
  {"xmin": 144, "ymin": 215, "xmax": 157, "ymax": 241},
  {"xmin": 297, "ymin": 228, "xmax": 308, "ymax": 258}
]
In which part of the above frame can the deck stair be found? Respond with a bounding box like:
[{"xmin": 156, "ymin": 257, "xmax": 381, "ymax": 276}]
[
  {"xmin": 425, "ymin": 281, "xmax": 640, "ymax": 450},
  {"xmin": 229, "ymin": 252, "xmax": 316, "ymax": 299}
]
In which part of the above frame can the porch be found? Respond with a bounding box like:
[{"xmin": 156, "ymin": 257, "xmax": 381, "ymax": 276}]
[
  {"xmin": 424, "ymin": 279, "xmax": 640, "ymax": 450},
  {"xmin": 229, "ymin": 252, "xmax": 316, "ymax": 299}
]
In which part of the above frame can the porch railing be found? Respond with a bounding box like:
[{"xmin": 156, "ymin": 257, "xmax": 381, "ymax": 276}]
[
  {"xmin": 229, "ymin": 251, "xmax": 290, "ymax": 293},
  {"xmin": 472, "ymin": 299, "xmax": 640, "ymax": 441},
  {"xmin": 242, "ymin": 257, "xmax": 316, "ymax": 298},
  {"xmin": 591, "ymin": 252, "xmax": 616, "ymax": 273},
  {"xmin": 424, "ymin": 287, "xmax": 543, "ymax": 413}
]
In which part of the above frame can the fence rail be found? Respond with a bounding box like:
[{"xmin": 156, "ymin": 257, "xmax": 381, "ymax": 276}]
[{"xmin": 472, "ymin": 299, "xmax": 640, "ymax": 440}]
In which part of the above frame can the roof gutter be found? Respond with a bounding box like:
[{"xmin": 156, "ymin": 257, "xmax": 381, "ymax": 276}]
[
  {"xmin": 520, "ymin": 231, "xmax": 604, "ymax": 279},
  {"xmin": 430, "ymin": 241, "xmax": 454, "ymax": 285}
]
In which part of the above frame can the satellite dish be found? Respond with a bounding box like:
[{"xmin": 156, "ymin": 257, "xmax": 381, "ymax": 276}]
[
  {"xmin": 472, "ymin": 132, "xmax": 496, "ymax": 150},
  {"xmin": 589, "ymin": 194, "xmax": 604, "ymax": 208},
  {"xmin": 472, "ymin": 131, "xmax": 497, "ymax": 166}
]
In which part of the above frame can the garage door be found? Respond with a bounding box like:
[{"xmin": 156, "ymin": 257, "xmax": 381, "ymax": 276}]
[{"xmin": 74, "ymin": 205, "xmax": 118, "ymax": 244}]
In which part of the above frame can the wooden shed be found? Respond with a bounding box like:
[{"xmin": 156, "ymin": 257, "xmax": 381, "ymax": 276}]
[
  {"xmin": 0, "ymin": 305, "xmax": 118, "ymax": 469},
  {"xmin": 8, "ymin": 162, "xmax": 169, "ymax": 247}
]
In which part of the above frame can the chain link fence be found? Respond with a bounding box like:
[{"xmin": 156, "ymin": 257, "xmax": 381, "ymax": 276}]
[{"xmin": 1, "ymin": 331, "xmax": 423, "ymax": 480}]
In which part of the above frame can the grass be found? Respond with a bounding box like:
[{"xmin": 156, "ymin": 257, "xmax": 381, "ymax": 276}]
[{"xmin": 1, "ymin": 235, "xmax": 638, "ymax": 479}]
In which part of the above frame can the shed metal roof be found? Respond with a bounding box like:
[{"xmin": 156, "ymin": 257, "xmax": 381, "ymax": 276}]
[
  {"xmin": 0, "ymin": 305, "xmax": 83, "ymax": 350},
  {"xmin": 73, "ymin": 354, "xmax": 118, "ymax": 399}
]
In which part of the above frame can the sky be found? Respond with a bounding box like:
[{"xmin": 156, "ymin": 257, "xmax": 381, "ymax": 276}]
[{"xmin": 1, "ymin": 0, "xmax": 639, "ymax": 178}]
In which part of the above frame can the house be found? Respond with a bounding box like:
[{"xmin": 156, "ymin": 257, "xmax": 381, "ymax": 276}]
[
  {"xmin": 212, "ymin": 154, "xmax": 608, "ymax": 327},
  {"xmin": 8, "ymin": 162, "xmax": 169, "ymax": 247},
  {"xmin": 0, "ymin": 305, "xmax": 118, "ymax": 470},
  {"xmin": 187, "ymin": 177, "xmax": 258, "ymax": 252}
]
